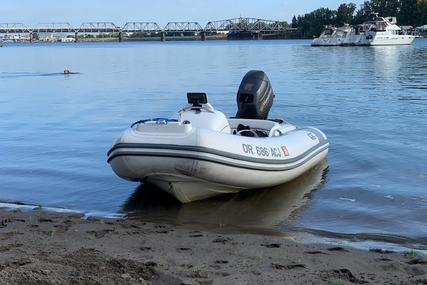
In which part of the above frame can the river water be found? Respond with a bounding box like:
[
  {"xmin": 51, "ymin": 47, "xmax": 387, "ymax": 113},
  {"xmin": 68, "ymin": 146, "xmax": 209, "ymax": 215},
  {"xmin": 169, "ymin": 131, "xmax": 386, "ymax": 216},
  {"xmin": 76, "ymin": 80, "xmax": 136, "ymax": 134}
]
[{"xmin": 1, "ymin": 39, "xmax": 426, "ymax": 250}]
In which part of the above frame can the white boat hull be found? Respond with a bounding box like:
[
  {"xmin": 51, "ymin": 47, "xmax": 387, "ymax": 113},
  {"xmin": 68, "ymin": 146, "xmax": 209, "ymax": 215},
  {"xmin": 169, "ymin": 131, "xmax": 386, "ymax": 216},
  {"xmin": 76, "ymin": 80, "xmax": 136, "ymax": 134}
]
[
  {"xmin": 142, "ymin": 148, "xmax": 327, "ymax": 203},
  {"xmin": 108, "ymin": 120, "xmax": 329, "ymax": 203},
  {"xmin": 368, "ymin": 35, "xmax": 415, "ymax": 45},
  {"xmin": 312, "ymin": 34, "xmax": 415, "ymax": 46}
]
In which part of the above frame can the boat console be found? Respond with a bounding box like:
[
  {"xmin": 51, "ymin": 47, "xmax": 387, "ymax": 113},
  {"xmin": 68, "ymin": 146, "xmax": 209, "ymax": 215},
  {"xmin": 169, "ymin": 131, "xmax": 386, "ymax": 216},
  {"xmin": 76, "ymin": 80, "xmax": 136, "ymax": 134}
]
[{"xmin": 179, "ymin": 92, "xmax": 231, "ymax": 133}]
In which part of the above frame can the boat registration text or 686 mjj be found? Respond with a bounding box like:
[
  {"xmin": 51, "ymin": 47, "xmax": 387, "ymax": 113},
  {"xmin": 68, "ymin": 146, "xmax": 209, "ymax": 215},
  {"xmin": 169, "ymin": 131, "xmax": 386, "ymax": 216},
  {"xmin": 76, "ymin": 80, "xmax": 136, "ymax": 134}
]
[{"xmin": 242, "ymin": 144, "xmax": 289, "ymax": 158}]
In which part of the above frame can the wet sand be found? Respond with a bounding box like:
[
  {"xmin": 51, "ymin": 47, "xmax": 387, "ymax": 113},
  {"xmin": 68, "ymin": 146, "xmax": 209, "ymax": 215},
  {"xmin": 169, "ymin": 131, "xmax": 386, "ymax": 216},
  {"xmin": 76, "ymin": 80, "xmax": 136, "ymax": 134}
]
[{"xmin": 0, "ymin": 209, "xmax": 426, "ymax": 284}]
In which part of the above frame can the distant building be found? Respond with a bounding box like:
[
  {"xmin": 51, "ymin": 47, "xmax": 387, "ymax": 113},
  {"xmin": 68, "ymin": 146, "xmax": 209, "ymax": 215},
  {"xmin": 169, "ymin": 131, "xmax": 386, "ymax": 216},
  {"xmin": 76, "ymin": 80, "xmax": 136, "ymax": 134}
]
[
  {"xmin": 61, "ymin": 37, "xmax": 75, "ymax": 42},
  {"xmin": 416, "ymin": 25, "xmax": 427, "ymax": 37},
  {"xmin": 400, "ymin": 26, "xmax": 414, "ymax": 35}
]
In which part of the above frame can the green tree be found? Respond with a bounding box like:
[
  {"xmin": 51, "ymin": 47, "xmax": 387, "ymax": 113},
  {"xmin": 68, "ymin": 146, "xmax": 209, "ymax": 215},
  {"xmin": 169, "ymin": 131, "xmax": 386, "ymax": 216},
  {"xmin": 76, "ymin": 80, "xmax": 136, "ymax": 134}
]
[
  {"xmin": 291, "ymin": 16, "xmax": 298, "ymax": 28},
  {"xmin": 354, "ymin": 1, "xmax": 374, "ymax": 24},
  {"xmin": 370, "ymin": 0, "xmax": 400, "ymax": 17},
  {"xmin": 314, "ymin": 7, "xmax": 337, "ymax": 23},
  {"xmin": 336, "ymin": 3, "xmax": 357, "ymax": 26},
  {"xmin": 417, "ymin": 0, "xmax": 427, "ymax": 26},
  {"xmin": 353, "ymin": 0, "xmax": 400, "ymax": 24},
  {"xmin": 297, "ymin": 8, "xmax": 336, "ymax": 37},
  {"xmin": 399, "ymin": 0, "xmax": 419, "ymax": 26}
]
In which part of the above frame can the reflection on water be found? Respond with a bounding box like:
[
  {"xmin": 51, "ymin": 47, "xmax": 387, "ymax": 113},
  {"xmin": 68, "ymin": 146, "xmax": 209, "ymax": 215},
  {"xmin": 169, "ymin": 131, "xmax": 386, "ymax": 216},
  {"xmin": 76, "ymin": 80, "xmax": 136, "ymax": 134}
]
[
  {"xmin": 372, "ymin": 46, "xmax": 402, "ymax": 80},
  {"xmin": 398, "ymin": 43, "xmax": 427, "ymax": 91},
  {"xmin": 122, "ymin": 160, "xmax": 328, "ymax": 232}
]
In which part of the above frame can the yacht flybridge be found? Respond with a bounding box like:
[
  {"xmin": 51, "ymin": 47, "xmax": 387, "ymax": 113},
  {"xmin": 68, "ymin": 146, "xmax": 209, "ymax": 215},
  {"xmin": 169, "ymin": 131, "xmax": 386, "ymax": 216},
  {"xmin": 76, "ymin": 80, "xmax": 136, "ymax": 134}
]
[
  {"xmin": 312, "ymin": 14, "xmax": 415, "ymax": 46},
  {"xmin": 108, "ymin": 71, "xmax": 329, "ymax": 203}
]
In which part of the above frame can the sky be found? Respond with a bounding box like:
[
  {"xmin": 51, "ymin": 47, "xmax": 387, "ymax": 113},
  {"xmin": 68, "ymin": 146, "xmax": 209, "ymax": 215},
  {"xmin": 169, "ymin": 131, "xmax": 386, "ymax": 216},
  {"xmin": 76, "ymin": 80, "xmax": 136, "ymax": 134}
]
[{"xmin": 2, "ymin": 0, "xmax": 365, "ymax": 27}]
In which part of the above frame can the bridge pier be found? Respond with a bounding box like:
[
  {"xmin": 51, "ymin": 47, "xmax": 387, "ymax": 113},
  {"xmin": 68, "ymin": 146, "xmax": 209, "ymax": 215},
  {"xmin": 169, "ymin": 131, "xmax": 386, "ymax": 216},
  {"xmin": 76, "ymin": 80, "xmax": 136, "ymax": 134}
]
[
  {"xmin": 253, "ymin": 32, "xmax": 261, "ymax": 40},
  {"xmin": 74, "ymin": 32, "xmax": 78, "ymax": 42},
  {"xmin": 160, "ymin": 32, "xmax": 165, "ymax": 41},
  {"xmin": 200, "ymin": 31, "xmax": 206, "ymax": 41},
  {"xmin": 118, "ymin": 31, "xmax": 122, "ymax": 42},
  {"xmin": 29, "ymin": 32, "xmax": 33, "ymax": 43}
]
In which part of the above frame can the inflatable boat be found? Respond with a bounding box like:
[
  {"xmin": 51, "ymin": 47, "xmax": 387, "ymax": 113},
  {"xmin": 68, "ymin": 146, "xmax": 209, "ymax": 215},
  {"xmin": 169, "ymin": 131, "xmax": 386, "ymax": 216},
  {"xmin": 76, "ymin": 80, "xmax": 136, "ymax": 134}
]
[{"xmin": 108, "ymin": 71, "xmax": 329, "ymax": 203}]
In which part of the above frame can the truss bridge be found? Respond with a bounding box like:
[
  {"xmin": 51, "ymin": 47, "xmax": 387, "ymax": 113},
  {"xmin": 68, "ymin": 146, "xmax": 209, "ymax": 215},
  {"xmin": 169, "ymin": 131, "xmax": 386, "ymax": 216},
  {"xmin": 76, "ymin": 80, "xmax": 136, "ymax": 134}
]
[{"xmin": 0, "ymin": 18, "xmax": 296, "ymax": 42}]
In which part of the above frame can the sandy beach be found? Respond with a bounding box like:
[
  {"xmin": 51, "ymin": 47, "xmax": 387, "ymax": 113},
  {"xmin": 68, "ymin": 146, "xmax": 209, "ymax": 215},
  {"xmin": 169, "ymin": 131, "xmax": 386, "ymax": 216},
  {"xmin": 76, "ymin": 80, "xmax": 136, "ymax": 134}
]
[{"xmin": 0, "ymin": 208, "xmax": 425, "ymax": 285}]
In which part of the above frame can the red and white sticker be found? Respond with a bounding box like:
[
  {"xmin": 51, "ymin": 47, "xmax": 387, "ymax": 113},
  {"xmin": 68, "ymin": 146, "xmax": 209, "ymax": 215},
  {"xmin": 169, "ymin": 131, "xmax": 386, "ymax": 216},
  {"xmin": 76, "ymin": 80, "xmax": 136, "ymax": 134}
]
[{"xmin": 281, "ymin": 146, "xmax": 289, "ymax": 156}]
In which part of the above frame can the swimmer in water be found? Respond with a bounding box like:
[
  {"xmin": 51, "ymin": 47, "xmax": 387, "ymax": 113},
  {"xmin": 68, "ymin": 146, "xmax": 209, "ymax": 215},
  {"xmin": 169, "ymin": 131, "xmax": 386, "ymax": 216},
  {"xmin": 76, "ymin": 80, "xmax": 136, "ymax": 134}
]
[{"xmin": 64, "ymin": 69, "xmax": 79, "ymax": 75}]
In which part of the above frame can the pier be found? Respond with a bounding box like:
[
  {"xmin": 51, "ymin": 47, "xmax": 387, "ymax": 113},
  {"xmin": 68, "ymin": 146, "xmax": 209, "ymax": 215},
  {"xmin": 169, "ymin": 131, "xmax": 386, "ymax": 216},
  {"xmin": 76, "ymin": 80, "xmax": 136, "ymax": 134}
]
[{"xmin": 0, "ymin": 18, "xmax": 296, "ymax": 42}]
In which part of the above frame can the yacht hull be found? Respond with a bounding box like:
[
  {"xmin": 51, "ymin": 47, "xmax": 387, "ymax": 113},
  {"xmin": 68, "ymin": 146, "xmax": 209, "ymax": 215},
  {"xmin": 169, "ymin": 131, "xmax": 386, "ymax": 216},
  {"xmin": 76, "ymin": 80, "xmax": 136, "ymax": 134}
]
[{"xmin": 369, "ymin": 35, "xmax": 415, "ymax": 45}]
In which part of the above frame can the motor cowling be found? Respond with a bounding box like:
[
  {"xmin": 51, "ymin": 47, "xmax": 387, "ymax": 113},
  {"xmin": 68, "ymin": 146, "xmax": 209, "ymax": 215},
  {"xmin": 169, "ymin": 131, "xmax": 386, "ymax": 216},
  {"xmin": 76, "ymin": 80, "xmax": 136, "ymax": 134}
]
[{"xmin": 236, "ymin": 70, "xmax": 274, "ymax": 120}]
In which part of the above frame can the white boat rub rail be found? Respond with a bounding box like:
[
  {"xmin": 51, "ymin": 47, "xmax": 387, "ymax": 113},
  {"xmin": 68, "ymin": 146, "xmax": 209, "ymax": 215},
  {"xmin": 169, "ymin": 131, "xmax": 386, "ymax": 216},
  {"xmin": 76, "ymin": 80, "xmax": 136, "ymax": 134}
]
[
  {"xmin": 107, "ymin": 129, "xmax": 329, "ymax": 172},
  {"xmin": 108, "ymin": 145, "xmax": 328, "ymax": 172}
]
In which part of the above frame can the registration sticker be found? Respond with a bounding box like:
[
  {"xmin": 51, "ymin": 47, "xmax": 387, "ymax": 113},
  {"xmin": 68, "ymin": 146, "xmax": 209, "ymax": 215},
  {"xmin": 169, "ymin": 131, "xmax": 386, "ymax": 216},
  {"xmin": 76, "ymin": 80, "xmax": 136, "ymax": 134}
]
[{"xmin": 281, "ymin": 146, "xmax": 289, "ymax": 156}]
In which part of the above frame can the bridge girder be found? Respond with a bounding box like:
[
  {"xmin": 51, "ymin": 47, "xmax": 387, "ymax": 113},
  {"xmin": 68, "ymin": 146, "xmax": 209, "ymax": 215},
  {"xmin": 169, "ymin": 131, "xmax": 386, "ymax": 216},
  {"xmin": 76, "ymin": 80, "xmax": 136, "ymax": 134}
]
[
  {"xmin": 205, "ymin": 17, "xmax": 291, "ymax": 33},
  {"xmin": 0, "ymin": 23, "xmax": 29, "ymax": 33},
  {"xmin": 78, "ymin": 22, "xmax": 120, "ymax": 33},
  {"xmin": 205, "ymin": 20, "xmax": 233, "ymax": 32},
  {"xmin": 33, "ymin": 22, "xmax": 74, "ymax": 33},
  {"xmin": 122, "ymin": 22, "xmax": 162, "ymax": 33},
  {"xmin": 252, "ymin": 19, "xmax": 290, "ymax": 32},
  {"xmin": 228, "ymin": 18, "xmax": 259, "ymax": 31},
  {"xmin": 164, "ymin": 22, "xmax": 203, "ymax": 33}
]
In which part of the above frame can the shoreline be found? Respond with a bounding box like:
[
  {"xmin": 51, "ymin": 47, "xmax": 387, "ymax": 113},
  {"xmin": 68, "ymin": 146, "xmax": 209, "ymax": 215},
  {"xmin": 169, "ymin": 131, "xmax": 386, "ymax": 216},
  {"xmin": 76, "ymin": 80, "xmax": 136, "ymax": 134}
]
[
  {"xmin": 0, "ymin": 208, "xmax": 425, "ymax": 284},
  {"xmin": 0, "ymin": 37, "xmax": 310, "ymax": 44},
  {"xmin": 2, "ymin": 200, "xmax": 426, "ymax": 254}
]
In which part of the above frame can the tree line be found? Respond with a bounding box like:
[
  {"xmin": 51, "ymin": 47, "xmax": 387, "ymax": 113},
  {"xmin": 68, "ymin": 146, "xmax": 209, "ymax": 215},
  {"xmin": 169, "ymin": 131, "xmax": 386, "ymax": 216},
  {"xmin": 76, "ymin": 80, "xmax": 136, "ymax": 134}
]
[{"xmin": 291, "ymin": 0, "xmax": 427, "ymax": 38}]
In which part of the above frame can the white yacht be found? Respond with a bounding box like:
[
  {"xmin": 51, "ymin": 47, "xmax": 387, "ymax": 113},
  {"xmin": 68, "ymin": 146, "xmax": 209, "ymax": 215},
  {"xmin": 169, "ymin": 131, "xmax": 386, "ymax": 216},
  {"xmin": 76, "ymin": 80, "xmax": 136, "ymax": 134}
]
[
  {"xmin": 312, "ymin": 14, "xmax": 415, "ymax": 46},
  {"xmin": 311, "ymin": 25, "xmax": 355, "ymax": 46},
  {"xmin": 358, "ymin": 15, "xmax": 415, "ymax": 45}
]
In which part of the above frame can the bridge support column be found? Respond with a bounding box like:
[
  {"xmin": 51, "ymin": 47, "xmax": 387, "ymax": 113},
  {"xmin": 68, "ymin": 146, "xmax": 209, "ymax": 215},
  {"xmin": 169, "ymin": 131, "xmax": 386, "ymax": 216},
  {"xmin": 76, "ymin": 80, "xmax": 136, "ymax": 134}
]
[
  {"xmin": 160, "ymin": 32, "xmax": 165, "ymax": 41},
  {"xmin": 253, "ymin": 32, "xmax": 261, "ymax": 40},
  {"xmin": 29, "ymin": 32, "xmax": 33, "ymax": 43},
  {"xmin": 200, "ymin": 31, "xmax": 206, "ymax": 41},
  {"xmin": 74, "ymin": 32, "xmax": 78, "ymax": 42},
  {"xmin": 118, "ymin": 32, "xmax": 122, "ymax": 42}
]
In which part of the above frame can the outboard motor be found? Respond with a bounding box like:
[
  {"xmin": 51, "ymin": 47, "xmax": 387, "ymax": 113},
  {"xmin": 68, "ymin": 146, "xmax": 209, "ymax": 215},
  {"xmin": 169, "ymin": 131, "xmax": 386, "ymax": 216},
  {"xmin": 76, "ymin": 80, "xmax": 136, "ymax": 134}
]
[{"xmin": 236, "ymin": 70, "xmax": 274, "ymax": 120}]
